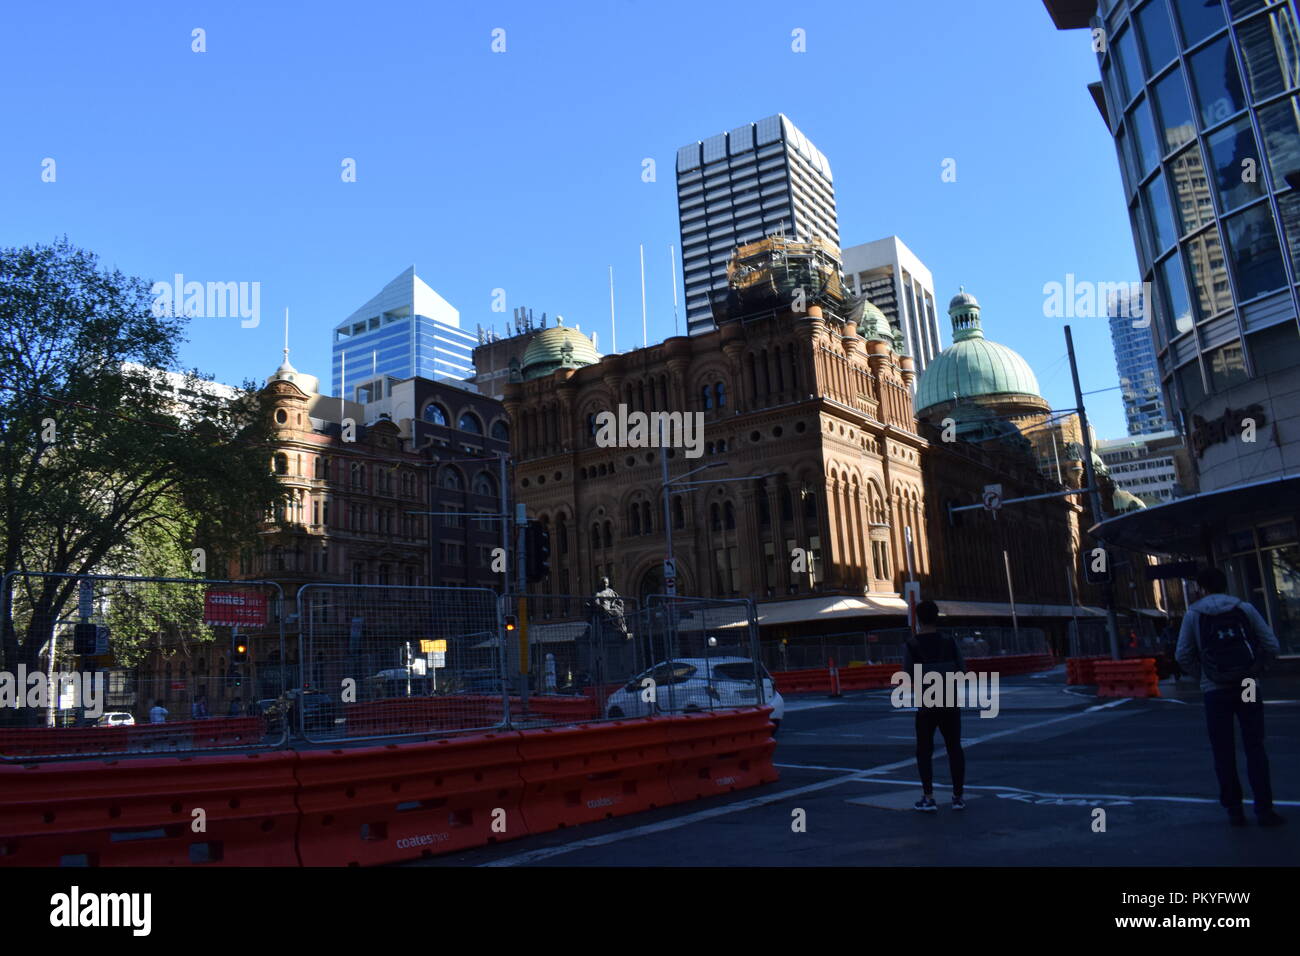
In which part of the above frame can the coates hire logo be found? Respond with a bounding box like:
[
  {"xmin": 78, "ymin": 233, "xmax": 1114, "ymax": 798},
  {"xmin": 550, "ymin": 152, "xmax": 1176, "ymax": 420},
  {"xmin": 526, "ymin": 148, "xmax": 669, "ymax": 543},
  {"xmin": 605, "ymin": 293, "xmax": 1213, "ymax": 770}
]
[{"xmin": 50, "ymin": 887, "xmax": 151, "ymax": 936}]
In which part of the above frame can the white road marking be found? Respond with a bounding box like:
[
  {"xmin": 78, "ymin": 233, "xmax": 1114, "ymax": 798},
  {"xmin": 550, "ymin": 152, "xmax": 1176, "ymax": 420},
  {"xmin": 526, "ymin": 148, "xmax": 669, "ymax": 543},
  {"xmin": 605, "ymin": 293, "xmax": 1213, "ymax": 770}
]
[
  {"xmin": 840, "ymin": 777, "xmax": 1300, "ymax": 807},
  {"xmin": 483, "ymin": 694, "xmax": 1140, "ymax": 866}
]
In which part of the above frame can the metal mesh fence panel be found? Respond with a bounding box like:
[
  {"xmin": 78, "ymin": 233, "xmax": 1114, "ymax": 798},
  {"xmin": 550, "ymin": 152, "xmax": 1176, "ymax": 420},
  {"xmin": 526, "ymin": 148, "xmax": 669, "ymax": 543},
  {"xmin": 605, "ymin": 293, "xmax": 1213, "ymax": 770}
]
[
  {"xmin": 0, "ymin": 572, "xmax": 287, "ymax": 759},
  {"xmin": 296, "ymin": 583, "xmax": 505, "ymax": 742},
  {"xmin": 762, "ymin": 626, "xmax": 1051, "ymax": 671}
]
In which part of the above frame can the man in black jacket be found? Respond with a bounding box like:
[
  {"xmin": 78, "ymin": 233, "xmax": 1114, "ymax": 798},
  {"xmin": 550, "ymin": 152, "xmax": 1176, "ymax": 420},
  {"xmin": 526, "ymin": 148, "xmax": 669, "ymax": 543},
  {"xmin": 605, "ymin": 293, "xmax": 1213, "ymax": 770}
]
[{"xmin": 904, "ymin": 600, "xmax": 966, "ymax": 812}]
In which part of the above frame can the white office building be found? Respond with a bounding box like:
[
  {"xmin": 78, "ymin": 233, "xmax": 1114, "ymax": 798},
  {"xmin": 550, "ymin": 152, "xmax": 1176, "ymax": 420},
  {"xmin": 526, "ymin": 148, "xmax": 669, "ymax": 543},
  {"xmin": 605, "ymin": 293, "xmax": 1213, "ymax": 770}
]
[
  {"xmin": 676, "ymin": 114, "xmax": 839, "ymax": 336},
  {"xmin": 1097, "ymin": 429, "xmax": 1186, "ymax": 505},
  {"xmin": 841, "ymin": 236, "xmax": 943, "ymax": 371}
]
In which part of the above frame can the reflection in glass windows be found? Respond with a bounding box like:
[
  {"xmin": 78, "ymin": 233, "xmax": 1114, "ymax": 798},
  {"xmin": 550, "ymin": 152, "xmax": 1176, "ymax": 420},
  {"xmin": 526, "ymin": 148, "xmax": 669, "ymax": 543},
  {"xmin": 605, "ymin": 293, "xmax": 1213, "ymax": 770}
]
[
  {"xmin": 1129, "ymin": 97, "xmax": 1161, "ymax": 174},
  {"xmin": 1189, "ymin": 35, "xmax": 1246, "ymax": 129},
  {"xmin": 1278, "ymin": 190, "xmax": 1300, "ymax": 278},
  {"xmin": 1256, "ymin": 95, "xmax": 1300, "ymax": 189},
  {"xmin": 1184, "ymin": 227, "xmax": 1233, "ymax": 319},
  {"xmin": 1144, "ymin": 172, "xmax": 1178, "ymax": 252},
  {"xmin": 1153, "ymin": 68, "xmax": 1196, "ymax": 153},
  {"xmin": 1236, "ymin": 4, "xmax": 1300, "ymax": 101},
  {"xmin": 1158, "ymin": 252, "xmax": 1194, "ymax": 337},
  {"xmin": 1115, "ymin": 26, "xmax": 1143, "ymax": 106},
  {"xmin": 1223, "ymin": 202, "xmax": 1288, "ymax": 300},
  {"xmin": 1206, "ymin": 118, "xmax": 1266, "ymax": 212},
  {"xmin": 1173, "ymin": 0, "xmax": 1226, "ymax": 48},
  {"xmin": 1206, "ymin": 341, "xmax": 1249, "ymax": 392},
  {"xmin": 1135, "ymin": 0, "xmax": 1178, "ymax": 75},
  {"xmin": 1169, "ymin": 142, "xmax": 1215, "ymax": 236}
]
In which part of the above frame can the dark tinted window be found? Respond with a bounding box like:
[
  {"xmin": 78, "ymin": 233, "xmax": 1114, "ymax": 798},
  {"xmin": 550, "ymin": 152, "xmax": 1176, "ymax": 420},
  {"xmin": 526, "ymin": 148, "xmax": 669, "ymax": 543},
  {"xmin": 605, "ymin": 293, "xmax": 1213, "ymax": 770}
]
[{"xmin": 1189, "ymin": 35, "xmax": 1245, "ymax": 129}]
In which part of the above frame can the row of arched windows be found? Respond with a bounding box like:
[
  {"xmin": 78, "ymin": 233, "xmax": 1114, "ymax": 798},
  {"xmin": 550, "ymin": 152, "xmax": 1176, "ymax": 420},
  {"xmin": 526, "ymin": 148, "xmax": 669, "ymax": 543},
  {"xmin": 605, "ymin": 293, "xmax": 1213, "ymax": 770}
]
[
  {"xmin": 746, "ymin": 345, "xmax": 801, "ymax": 404},
  {"xmin": 422, "ymin": 402, "xmax": 509, "ymax": 441}
]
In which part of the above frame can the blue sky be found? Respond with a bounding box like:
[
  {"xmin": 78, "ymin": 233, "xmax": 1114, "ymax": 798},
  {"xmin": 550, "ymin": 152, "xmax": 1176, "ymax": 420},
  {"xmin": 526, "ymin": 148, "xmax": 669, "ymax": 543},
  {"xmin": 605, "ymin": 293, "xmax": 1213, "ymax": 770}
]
[{"xmin": 1, "ymin": 0, "xmax": 1139, "ymax": 437}]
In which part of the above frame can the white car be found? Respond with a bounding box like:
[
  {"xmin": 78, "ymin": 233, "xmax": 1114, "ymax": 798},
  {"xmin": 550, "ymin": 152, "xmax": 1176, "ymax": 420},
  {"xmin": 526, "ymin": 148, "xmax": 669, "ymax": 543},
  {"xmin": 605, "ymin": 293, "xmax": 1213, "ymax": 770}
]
[
  {"xmin": 604, "ymin": 657, "xmax": 785, "ymax": 732},
  {"xmin": 95, "ymin": 712, "xmax": 135, "ymax": 727}
]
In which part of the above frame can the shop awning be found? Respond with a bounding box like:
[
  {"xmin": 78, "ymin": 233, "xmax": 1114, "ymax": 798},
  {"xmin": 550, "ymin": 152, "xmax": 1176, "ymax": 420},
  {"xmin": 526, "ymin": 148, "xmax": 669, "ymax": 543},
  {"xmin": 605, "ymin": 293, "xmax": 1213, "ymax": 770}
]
[
  {"xmin": 1089, "ymin": 474, "xmax": 1300, "ymax": 556},
  {"xmin": 936, "ymin": 600, "xmax": 1107, "ymax": 619},
  {"xmin": 754, "ymin": 594, "xmax": 908, "ymax": 626}
]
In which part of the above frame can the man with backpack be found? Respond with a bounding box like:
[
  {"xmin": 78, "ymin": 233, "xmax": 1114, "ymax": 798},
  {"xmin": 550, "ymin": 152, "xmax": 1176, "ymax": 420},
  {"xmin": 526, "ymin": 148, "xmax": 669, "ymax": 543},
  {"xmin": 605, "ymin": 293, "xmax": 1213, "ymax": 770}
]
[
  {"xmin": 1176, "ymin": 567, "xmax": 1284, "ymax": 827},
  {"xmin": 904, "ymin": 600, "xmax": 966, "ymax": 812}
]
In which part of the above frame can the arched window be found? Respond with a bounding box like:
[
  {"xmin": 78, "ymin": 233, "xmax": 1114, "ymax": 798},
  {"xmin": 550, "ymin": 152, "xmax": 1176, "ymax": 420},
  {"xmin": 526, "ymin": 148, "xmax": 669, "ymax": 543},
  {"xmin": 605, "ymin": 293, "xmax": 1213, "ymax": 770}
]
[
  {"xmin": 715, "ymin": 382, "xmax": 726, "ymax": 408},
  {"xmin": 630, "ymin": 504, "xmax": 641, "ymax": 536},
  {"xmin": 603, "ymin": 521, "xmax": 612, "ymax": 548},
  {"xmin": 557, "ymin": 516, "xmax": 568, "ymax": 555},
  {"xmin": 724, "ymin": 501, "xmax": 736, "ymax": 530},
  {"xmin": 315, "ymin": 456, "xmax": 327, "ymax": 479},
  {"xmin": 473, "ymin": 472, "xmax": 497, "ymax": 497},
  {"xmin": 273, "ymin": 453, "xmax": 288, "ymax": 475},
  {"xmin": 458, "ymin": 411, "xmax": 483, "ymax": 434},
  {"xmin": 641, "ymin": 501, "xmax": 652, "ymax": 534},
  {"xmin": 423, "ymin": 403, "xmax": 448, "ymax": 426},
  {"xmin": 781, "ymin": 486, "xmax": 794, "ymax": 522},
  {"xmin": 803, "ymin": 483, "xmax": 818, "ymax": 518},
  {"xmin": 591, "ymin": 524, "xmax": 601, "ymax": 549},
  {"xmin": 702, "ymin": 385, "xmax": 713, "ymax": 410},
  {"xmin": 441, "ymin": 466, "xmax": 464, "ymax": 491},
  {"xmin": 491, "ymin": 420, "xmax": 509, "ymax": 441}
]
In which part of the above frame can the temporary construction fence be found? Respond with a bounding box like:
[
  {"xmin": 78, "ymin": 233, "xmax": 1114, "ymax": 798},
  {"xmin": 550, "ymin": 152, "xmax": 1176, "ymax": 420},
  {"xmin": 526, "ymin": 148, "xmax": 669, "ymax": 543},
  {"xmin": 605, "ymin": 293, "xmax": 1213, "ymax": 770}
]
[
  {"xmin": 0, "ymin": 572, "xmax": 288, "ymax": 759},
  {"xmin": 761, "ymin": 626, "xmax": 1051, "ymax": 673},
  {"xmin": 295, "ymin": 583, "xmax": 506, "ymax": 742},
  {"xmin": 1, "ymin": 573, "xmax": 769, "ymax": 758}
]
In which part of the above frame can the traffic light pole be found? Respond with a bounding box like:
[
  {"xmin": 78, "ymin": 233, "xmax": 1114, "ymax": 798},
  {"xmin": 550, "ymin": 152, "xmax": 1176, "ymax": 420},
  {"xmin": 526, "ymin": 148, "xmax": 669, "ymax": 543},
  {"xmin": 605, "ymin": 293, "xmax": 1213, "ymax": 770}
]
[{"xmin": 1066, "ymin": 325, "xmax": 1122, "ymax": 661}]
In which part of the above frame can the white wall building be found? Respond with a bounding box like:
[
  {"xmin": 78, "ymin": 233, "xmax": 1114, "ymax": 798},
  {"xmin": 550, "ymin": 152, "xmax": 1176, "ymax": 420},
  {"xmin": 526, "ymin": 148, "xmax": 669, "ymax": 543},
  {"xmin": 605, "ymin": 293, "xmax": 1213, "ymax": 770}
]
[{"xmin": 841, "ymin": 236, "xmax": 942, "ymax": 371}]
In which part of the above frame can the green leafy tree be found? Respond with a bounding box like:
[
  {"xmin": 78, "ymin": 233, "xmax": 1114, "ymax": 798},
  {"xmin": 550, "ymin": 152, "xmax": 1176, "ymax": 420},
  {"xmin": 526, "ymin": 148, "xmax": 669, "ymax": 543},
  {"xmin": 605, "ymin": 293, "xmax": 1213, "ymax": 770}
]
[{"xmin": 0, "ymin": 238, "xmax": 284, "ymax": 673}]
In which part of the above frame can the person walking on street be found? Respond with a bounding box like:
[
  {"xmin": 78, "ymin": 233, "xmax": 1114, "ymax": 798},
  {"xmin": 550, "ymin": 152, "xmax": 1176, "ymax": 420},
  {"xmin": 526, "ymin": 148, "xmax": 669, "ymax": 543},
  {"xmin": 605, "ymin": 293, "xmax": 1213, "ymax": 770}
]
[
  {"xmin": 1176, "ymin": 567, "xmax": 1284, "ymax": 827},
  {"xmin": 149, "ymin": 700, "xmax": 168, "ymax": 723},
  {"xmin": 905, "ymin": 600, "xmax": 967, "ymax": 812}
]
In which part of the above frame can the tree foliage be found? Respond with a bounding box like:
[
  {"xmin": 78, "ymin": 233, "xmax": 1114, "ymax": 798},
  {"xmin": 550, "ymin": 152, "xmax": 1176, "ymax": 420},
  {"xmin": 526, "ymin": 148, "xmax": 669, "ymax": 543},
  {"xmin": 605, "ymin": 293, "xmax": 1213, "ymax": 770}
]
[{"xmin": 0, "ymin": 238, "xmax": 284, "ymax": 669}]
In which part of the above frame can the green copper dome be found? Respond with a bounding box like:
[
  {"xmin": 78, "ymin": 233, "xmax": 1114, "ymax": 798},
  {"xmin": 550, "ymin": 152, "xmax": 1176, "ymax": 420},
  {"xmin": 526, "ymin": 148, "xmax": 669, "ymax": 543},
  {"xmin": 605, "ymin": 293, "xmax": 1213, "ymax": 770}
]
[
  {"xmin": 915, "ymin": 289, "xmax": 1042, "ymax": 414},
  {"xmin": 851, "ymin": 297, "xmax": 892, "ymax": 342},
  {"xmin": 520, "ymin": 325, "xmax": 602, "ymax": 380}
]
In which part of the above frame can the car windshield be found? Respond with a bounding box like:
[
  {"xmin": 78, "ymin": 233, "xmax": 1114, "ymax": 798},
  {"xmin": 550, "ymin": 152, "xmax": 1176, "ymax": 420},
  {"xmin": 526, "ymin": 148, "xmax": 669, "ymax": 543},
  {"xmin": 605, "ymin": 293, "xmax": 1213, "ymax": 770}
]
[{"xmin": 711, "ymin": 662, "xmax": 763, "ymax": 682}]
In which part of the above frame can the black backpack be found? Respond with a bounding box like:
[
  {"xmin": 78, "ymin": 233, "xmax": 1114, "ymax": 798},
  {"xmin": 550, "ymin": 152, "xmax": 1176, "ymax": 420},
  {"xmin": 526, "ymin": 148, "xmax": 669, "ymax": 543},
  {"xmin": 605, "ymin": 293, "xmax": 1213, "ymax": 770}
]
[
  {"xmin": 1196, "ymin": 603, "xmax": 1261, "ymax": 684},
  {"xmin": 906, "ymin": 633, "xmax": 960, "ymax": 677}
]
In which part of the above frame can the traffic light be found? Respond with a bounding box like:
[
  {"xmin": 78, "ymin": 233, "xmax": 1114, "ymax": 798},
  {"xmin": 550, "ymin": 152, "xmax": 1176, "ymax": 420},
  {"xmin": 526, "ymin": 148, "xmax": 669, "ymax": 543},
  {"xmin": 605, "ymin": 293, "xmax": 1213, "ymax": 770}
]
[
  {"xmin": 525, "ymin": 521, "xmax": 551, "ymax": 583},
  {"xmin": 504, "ymin": 615, "xmax": 517, "ymax": 633},
  {"xmin": 73, "ymin": 622, "xmax": 98, "ymax": 655},
  {"xmin": 231, "ymin": 633, "xmax": 249, "ymax": 663}
]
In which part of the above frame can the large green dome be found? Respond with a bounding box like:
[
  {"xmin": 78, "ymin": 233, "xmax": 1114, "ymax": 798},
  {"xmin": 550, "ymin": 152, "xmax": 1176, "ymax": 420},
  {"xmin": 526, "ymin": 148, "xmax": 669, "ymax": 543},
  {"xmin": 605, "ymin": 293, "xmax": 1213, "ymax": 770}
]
[
  {"xmin": 520, "ymin": 325, "xmax": 602, "ymax": 380},
  {"xmin": 914, "ymin": 290, "xmax": 1042, "ymax": 414}
]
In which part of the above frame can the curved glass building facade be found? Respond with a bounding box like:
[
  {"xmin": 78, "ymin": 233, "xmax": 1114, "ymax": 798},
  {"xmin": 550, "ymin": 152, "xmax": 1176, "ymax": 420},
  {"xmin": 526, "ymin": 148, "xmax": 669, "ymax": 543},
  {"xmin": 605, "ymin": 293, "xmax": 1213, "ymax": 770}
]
[{"xmin": 1047, "ymin": 0, "xmax": 1300, "ymax": 656}]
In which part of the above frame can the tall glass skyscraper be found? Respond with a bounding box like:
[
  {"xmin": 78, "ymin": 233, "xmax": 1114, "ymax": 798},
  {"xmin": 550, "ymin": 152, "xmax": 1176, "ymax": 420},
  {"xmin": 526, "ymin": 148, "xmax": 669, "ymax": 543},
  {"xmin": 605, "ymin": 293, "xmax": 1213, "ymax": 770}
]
[
  {"xmin": 1106, "ymin": 286, "xmax": 1170, "ymax": 433},
  {"xmin": 676, "ymin": 114, "xmax": 839, "ymax": 336},
  {"xmin": 1046, "ymin": 0, "xmax": 1300, "ymax": 656},
  {"xmin": 331, "ymin": 266, "xmax": 476, "ymax": 401}
]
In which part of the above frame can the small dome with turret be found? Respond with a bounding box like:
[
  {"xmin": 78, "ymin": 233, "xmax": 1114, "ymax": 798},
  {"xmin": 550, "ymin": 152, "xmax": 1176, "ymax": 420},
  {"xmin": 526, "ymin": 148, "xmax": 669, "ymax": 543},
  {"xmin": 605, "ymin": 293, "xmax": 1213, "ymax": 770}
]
[{"xmin": 520, "ymin": 325, "xmax": 602, "ymax": 380}]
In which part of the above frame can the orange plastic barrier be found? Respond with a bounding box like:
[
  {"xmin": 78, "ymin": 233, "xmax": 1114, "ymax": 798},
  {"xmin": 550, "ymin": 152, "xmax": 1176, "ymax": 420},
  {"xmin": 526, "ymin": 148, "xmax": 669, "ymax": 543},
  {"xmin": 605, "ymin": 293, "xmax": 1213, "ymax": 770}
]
[
  {"xmin": 294, "ymin": 731, "xmax": 527, "ymax": 866},
  {"xmin": 511, "ymin": 695, "xmax": 601, "ymax": 722},
  {"xmin": 0, "ymin": 726, "xmax": 129, "ymax": 757},
  {"xmin": 663, "ymin": 707, "xmax": 779, "ymax": 802},
  {"xmin": 1066, "ymin": 656, "xmax": 1110, "ymax": 685},
  {"xmin": 1094, "ymin": 658, "xmax": 1161, "ymax": 698},
  {"xmin": 0, "ymin": 750, "xmax": 301, "ymax": 866},
  {"xmin": 516, "ymin": 718, "xmax": 677, "ymax": 833}
]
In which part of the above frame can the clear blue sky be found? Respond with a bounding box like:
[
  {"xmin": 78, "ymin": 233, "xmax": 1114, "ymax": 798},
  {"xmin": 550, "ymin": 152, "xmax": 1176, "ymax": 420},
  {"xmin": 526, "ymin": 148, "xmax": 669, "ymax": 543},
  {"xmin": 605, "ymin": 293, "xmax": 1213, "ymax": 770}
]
[{"xmin": 0, "ymin": 0, "xmax": 1139, "ymax": 437}]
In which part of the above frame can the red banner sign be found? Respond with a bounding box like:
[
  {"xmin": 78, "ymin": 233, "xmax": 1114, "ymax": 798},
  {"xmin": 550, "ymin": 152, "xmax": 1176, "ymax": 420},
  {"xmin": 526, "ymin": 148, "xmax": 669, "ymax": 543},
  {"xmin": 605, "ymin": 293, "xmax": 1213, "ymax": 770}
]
[{"xmin": 204, "ymin": 591, "xmax": 268, "ymax": 627}]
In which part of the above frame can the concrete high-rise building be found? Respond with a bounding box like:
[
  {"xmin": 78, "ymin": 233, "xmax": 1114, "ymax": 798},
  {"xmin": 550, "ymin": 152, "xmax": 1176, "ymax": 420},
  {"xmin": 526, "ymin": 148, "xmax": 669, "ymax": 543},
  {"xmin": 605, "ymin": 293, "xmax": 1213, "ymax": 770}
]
[
  {"xmin": 331, "ymin": 267, "xmax": 477, "ymax": 402},
  {"xmin": 1046, "ymin": 0, "xmax": 1300, "ymax": 657},
  {"xmin": 1107, "ymin": 286, "xmax": 1170, "ymax": 434},
  {"xmin": 841, "ymin": 236, "xmax": 943, "ymax": 371},
  {"xmin": 1098, "ymin": 429, "xmax": 1189, "ymax": 505},
  {"xmin": 676, "ymin": 114, "xmax": 839, "ymax": 336}
]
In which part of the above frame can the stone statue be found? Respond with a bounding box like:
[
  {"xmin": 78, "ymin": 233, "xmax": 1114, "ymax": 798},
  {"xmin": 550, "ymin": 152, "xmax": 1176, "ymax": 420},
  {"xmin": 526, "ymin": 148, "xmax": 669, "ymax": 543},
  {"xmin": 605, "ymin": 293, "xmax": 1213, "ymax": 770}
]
[{"xmin": 592, "ymin": 576, "xmax": 628, "ymax": 638}]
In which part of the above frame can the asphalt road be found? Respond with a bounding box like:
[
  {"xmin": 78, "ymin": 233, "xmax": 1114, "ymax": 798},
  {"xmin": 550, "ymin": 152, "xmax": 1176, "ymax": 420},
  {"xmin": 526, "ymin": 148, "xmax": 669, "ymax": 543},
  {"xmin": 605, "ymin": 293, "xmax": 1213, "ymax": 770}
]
[{"xmin": 418, "ymin": 667, "xmax": 1300, "ymax": 867}]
